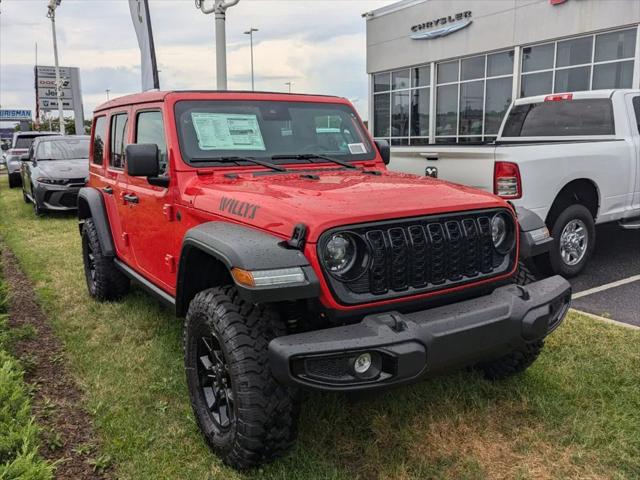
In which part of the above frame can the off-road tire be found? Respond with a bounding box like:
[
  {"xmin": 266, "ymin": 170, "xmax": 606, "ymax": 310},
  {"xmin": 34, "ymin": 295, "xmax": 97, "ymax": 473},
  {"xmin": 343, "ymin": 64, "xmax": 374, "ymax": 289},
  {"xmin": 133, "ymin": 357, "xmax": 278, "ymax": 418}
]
[
  {"xmin": 8, "ymin": 174, "xmax": 18, "ymax": 188},
  {"xmin": 184, "ymin": 286, "xmax": 298, "ymax": 470},
  {"xmin": 477, "ymin": 340, "xmax": 544, "ymax": 380},
  {"xmin": 476, "ymin": 261, "xmax": 543, "ymax": 380},
  {"xmin": 81, "ymin": 218, "xmax": 130, "ymax": 301}
]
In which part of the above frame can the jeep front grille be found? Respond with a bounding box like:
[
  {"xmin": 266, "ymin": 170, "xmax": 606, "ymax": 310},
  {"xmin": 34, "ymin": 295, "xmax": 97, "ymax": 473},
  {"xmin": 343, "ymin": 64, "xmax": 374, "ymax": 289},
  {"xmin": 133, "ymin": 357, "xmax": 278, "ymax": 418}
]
[{"xmin": 319, "ymin": 209, "xmax": 516, "ymax": 305}]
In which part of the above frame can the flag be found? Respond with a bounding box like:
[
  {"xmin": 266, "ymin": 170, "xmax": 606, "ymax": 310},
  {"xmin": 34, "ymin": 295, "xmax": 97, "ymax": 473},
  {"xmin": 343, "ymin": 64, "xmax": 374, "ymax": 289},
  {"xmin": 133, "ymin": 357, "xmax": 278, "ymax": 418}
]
[{"xmin": 129, "ymin": 0, "xmax": 160, "ymax": 91}]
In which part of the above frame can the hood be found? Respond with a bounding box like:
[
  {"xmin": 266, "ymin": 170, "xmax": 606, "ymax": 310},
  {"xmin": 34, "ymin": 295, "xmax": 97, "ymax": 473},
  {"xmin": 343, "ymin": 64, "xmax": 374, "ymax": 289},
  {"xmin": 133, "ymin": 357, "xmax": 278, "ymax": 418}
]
[
  {"xmin": 190, "ymin": 168, "xmax": 508, "ymax": 242},
  {"xmin": 37, "ymin": 159, "xmax": 89, "ymax": 180}
]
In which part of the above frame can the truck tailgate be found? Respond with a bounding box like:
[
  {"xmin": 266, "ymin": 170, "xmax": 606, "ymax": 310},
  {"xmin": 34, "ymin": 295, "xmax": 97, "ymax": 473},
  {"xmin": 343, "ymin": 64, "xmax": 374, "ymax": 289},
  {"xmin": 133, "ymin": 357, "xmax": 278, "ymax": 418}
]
[{"xmin": 389, "ymin": 146, "xmax": 497, "ymax": 193}]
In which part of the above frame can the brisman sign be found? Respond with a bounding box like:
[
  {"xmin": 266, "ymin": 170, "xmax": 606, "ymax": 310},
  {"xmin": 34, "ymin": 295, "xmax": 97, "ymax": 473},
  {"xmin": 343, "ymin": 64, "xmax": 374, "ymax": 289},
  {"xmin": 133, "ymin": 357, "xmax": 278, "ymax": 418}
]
[{"xmin": 411, "ymin": 11, "xmax": 472, "ymax": 40}]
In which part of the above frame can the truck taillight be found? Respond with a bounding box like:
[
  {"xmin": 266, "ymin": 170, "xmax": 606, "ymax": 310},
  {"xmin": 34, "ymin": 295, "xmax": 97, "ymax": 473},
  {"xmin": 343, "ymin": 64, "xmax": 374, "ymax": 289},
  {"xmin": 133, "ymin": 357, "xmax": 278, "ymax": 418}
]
[{"xmin": 494, "ymin": 162, "xmax": 522, "ymax": 199}]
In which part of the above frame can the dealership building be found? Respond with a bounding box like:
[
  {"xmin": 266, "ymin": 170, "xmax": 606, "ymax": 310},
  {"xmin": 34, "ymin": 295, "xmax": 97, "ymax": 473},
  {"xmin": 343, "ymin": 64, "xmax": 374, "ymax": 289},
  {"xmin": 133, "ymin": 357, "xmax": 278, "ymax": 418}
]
[{"xmin": 365, "ymin": 0, "xmax": 640, "ymax": 145}]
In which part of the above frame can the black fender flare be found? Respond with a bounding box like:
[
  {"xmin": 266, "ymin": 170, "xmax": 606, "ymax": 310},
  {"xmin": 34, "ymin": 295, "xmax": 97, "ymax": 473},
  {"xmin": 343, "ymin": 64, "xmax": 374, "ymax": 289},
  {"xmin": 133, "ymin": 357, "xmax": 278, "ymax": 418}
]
[
  {"xmin": 77, "ymin": 187, "xmax": 115, "ymax": 257},
  {"xmin": 516, "ymin": 207, "xmax": 554, "ymax": 259},
  {"xmin": 177, "ymin": 222, "xmax": 320, "ymax": 312}
]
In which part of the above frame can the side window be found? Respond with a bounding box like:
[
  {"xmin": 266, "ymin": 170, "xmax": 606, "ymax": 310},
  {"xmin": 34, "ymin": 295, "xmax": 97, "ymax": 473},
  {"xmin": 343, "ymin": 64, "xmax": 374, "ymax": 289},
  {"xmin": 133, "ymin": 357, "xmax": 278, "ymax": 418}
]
[
  {"xmin": 135, "ymin": 111, "xmax": 168, "ymax": 175},
  {"xmin": 110, "ymin": 113, "xmax": 128, "ymax": 170},
  {"xmin": 632, "ymin": 97, "xmax": 640, "ymax": 134},
  {"xmin": 92, "ymin": 116, "xmax": 106, "ymax": 165}
]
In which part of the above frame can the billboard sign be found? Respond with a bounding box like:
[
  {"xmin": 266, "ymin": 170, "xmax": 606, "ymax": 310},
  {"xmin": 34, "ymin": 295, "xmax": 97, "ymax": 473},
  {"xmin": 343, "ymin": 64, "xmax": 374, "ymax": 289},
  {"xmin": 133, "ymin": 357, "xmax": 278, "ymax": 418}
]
[
  {"xmin": 35, "ymin": 65, "xmax": 85, "ymax": 134},
  {"xmin": 0, "ymin": 109, "xmax": 32, "ymax": 121}
]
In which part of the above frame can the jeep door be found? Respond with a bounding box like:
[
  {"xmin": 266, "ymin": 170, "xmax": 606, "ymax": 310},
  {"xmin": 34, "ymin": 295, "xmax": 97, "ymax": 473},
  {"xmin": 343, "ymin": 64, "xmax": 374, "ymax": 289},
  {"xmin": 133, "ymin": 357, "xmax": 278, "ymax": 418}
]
[
  {"xmin": 103, "ymin": 109, "xmax": 135, "ymax": 263},
  {"xmin": 120, "ymin": 106, "xmax": 176, "ymax": 292}
]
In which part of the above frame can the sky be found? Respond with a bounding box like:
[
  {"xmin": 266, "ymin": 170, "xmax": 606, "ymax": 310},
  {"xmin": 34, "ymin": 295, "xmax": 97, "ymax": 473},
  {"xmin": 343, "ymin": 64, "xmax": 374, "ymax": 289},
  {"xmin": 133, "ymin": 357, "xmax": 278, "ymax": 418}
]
[{"xmin": 0, "ymin": 0, "xmax": 396, "ymax": 125}]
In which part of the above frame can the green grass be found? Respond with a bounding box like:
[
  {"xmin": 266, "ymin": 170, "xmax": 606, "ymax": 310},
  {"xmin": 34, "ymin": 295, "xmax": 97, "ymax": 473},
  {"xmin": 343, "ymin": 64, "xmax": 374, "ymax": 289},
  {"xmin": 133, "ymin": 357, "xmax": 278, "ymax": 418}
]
[
  {"xmin": 0, "ymin": 248, "xmax": 54, "ymax": 479},
  {"xmin": 0, "ymin": 185, "xmax": 639, "ymax": 479}
]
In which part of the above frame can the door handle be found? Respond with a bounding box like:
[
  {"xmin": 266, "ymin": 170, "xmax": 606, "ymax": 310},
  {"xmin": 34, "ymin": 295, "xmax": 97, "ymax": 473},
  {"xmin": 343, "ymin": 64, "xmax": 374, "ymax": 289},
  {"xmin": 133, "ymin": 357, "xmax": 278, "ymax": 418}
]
[
  {"xmin": 102, "ymin": 186, "xmax": 113, "ymax": 195},
  {"xmin": 123, "ymin": 194, "xmax": 139, "ymax": 204},
  {"xmin": 420, "ymin": 153, "xmax": 439, "ymax": 161}
]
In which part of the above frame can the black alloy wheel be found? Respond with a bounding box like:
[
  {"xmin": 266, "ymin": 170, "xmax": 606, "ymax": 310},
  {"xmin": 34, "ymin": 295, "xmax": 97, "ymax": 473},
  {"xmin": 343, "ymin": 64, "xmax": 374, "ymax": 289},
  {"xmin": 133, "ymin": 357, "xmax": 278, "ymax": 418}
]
[{"xmin": 197, "ymin": 332, "xmax": 235, "ymax": 431}]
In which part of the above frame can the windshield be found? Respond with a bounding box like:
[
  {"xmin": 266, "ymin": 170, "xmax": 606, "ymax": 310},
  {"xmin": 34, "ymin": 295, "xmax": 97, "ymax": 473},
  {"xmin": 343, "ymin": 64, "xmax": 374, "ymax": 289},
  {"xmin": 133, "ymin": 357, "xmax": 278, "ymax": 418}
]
[
  {"xmin": 175, "ymin": 100, "xmax": 375, "ymax": 165},
  {"xmin": 36, "ymin": 139, "xmax": 89, "ymax": 160},
  {"xmin": 15, "ymin": 137, "xmax": 38, "ymax": 149}
]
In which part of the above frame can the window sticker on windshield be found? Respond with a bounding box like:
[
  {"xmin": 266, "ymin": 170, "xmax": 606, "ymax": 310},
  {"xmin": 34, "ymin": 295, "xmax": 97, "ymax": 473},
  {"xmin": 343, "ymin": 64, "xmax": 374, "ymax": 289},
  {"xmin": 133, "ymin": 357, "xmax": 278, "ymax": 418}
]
[
  {"xmin": 191, "ymin": 113, "xmax": 266, "ymax": 151},
  {"xmin": 348, "ymin": 143, "xmax": 366, "ymax": 154}
]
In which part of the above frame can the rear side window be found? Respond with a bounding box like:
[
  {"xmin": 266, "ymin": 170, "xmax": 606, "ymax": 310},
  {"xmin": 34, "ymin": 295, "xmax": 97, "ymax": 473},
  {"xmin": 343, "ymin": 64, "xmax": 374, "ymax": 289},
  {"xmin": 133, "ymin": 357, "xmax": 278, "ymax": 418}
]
[
  {"xmin": 110, "ymin": 113, "xmax": 128, "ymax": 169},
  {"xmin": 136, "ymin": 111, "xmax": 168, "ymax": 175},
  {"xmin": 92, "ymin": 116, "xmax": 106, "ymax": 165},
  {"xmin": 502, "ymin": 99, "xmax": 615, "ymax": 137}
]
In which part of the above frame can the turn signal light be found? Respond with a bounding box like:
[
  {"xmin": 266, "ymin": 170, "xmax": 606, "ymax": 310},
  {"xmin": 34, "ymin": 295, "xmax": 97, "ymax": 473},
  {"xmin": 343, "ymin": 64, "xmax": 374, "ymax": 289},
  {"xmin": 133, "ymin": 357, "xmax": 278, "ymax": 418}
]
[
  {"xmin": 231, "ymin": 267, "xmax": 306, "ymax": 288},
  {"xmin": 494, "ymin": 161, "xmax": 522, "ymax": 199}
]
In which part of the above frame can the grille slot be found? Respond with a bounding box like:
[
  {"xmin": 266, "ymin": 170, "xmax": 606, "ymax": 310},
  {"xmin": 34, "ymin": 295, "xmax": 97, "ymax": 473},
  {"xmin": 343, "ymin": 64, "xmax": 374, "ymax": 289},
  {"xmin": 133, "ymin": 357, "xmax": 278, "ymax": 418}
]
[{"xmin": 334, "ymin": 210, "xmax": 515, "ymax": 302}]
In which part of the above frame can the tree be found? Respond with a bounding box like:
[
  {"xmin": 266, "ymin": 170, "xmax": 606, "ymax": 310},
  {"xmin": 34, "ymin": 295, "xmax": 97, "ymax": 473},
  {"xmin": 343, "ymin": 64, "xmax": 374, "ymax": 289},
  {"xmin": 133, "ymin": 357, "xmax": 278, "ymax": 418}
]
[{"xmin": 16, "ymin": 117, "xmax": 91, "ymax": 135}]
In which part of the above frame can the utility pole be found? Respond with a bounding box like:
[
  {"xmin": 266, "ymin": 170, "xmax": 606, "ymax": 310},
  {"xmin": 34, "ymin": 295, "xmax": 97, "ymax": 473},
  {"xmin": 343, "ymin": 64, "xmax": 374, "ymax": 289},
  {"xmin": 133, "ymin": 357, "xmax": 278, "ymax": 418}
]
[
  {"xmin": 46, "ymin": 0, "xmax": 65, "ymax": 135},
  {"xmin": 195, "ymin": 0, "xmax": 240, "ymax": 90},
  {"xmin": 105, "ymin": 89, "xmax": 111, "ymax": 101},
  {"xmin": 244, "ymin": 27, "xmax": 258, "ymax": 91},
  {"xmin": 285, "ymin": 81, "xmax": 294, "ymax": 93}
]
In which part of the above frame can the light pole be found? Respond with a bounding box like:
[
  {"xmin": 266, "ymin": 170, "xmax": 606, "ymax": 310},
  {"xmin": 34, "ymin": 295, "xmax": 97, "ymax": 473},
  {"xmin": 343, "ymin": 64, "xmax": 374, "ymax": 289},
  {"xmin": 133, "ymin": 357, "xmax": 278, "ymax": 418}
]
[
  {"xmin": 244, "ymin": 27, "xmax": 258, "ymax": 91},
  {"xmin": 105, "ymin": 89, "xmax": 111, "ymax": 101},
  {"xmin": 285, "ymin": 81, "xmax": 294, "ymax": 93},
  {"xmin": 46, "ymin": 0, "xmax": 65, "ymax": 135},
  {"xmin": 195, "ymin": 0, "xmax": 240, "ymax": 90}
]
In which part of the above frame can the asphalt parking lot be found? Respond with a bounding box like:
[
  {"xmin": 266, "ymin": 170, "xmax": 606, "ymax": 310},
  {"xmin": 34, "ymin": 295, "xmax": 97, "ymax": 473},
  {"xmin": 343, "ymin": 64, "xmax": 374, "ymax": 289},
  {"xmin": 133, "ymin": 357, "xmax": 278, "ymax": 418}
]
[{"xmin": 569, "ymin": 224, "xmax": 640, "ymax": 327}]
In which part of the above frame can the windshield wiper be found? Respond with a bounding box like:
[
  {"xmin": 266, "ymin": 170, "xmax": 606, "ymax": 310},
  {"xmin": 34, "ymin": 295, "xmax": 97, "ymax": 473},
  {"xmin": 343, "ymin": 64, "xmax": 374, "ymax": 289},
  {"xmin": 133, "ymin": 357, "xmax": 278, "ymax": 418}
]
[
  {"xmin": 271, "ymin": 154, "xmax": 358, "ymax": 170},
  {"xmin": 190, "ymin": 155, "xmax": 287, "ymax": 172}
]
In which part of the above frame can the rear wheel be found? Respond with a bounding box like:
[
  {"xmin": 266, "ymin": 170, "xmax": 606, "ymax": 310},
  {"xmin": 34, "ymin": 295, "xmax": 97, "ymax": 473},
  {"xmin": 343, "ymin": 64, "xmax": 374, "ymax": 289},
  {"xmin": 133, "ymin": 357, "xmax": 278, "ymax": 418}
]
[
  {"xmin": 81, "ymin": 218, "xmax": 130, "ymax": 301},
  {"xmin": 547, "ymin": 204, "xmax": 595, "ymax": 278},
  {"xmin": 184, "ymin": 286, "xmax": 298, "ymax": 469}
]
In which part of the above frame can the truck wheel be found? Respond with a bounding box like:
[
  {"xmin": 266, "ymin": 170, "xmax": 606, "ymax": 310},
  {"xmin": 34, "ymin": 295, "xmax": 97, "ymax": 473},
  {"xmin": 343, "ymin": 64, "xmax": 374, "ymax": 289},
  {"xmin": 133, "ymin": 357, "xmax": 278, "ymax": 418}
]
[
  {"xmin": 548, "ymin": 204, "xmax": 595, "ymax": 278},
  {"xmin": 477, "ymin": 340, "xmax": 544, "ymax": 381},
  {"xmin": 81, "ymin": 218, "xmax": 130, "ymax": 301},
  {"xmin": 184, "ymin": 286, "xmax": 298, "ymax": 469}
]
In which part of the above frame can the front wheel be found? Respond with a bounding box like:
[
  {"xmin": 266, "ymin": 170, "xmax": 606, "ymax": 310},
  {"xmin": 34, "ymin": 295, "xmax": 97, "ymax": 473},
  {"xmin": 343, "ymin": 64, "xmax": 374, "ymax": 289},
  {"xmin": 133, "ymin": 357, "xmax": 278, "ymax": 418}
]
[
  {"xmin": 548, "ymin": 204, "xmax": 595, "ymax": 278},
  {"xmin": 184, "ymin": 286, "xmax": 298, "ymax": 470}
]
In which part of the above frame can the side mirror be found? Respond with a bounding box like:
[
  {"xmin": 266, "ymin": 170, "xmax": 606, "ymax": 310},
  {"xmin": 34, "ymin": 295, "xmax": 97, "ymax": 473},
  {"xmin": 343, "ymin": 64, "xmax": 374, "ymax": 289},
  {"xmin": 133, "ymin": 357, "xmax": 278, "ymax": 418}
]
[
  {"xmin": 20, "ymin": 154, "xmax": 30, "ymax": 162},
  {"xmin": 126, "ymin": 144, "xmax": 159, "ymax": 177},
  {"xmin": 1, "ymin": 144, "xmax": 8, "ymax": 151},
  {"xmin": 374, "ymin": 140, "xmax": 391, "ymax": 165}
]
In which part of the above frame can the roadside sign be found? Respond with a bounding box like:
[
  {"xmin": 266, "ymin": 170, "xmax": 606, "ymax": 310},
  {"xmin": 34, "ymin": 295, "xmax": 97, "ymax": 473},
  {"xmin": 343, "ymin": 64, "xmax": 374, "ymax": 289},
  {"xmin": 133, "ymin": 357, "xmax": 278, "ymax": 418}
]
[
  {"xmin": 38, "ymin": 87, "xmax": 74, "ymax": 100},
  {"xmin": 34, "ymin": 65, "xmax": 85, "ymax": 134},
  {"xmin": 38, "ymin": 98, "xmax": 74, "ymax": 110},
  {"xmin": 0, "ymin": 109, "xmax": 32, "ymax": 121}
]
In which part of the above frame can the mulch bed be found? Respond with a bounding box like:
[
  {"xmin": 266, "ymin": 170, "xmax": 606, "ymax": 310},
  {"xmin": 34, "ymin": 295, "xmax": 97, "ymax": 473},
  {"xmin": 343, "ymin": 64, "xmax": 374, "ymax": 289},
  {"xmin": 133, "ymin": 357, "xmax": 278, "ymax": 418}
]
[{"xmin": 1, "ymin": 246, "xmax": 109, "ymax": 480}]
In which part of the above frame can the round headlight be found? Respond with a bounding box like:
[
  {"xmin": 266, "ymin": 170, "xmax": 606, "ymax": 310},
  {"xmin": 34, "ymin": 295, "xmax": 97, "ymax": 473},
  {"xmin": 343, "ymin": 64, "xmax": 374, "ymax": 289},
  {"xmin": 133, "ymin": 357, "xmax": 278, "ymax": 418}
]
[
  {"xmin": 491, "ymin": 213, "xmax": 515, "ymax": 254},
  {"xmin": 323, "ymin": 233, "xmax": 357, "ymax": 275}
]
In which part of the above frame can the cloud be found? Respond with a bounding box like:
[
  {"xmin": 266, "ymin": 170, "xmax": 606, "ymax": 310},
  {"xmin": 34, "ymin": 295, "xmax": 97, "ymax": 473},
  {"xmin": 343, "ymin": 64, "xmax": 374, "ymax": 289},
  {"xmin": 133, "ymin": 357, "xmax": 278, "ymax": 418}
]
[{"xmin": 0, "ymin": 0, "xmax": 394, "ymax": 121}]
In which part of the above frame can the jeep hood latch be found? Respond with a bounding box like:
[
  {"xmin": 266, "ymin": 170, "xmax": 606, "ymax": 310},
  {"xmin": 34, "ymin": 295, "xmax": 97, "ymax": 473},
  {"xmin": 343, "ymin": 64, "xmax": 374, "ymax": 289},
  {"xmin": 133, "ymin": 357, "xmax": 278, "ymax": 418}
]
[{"xmin": 284, "ymin": 223, "xmax": 308, "ymax": 250}]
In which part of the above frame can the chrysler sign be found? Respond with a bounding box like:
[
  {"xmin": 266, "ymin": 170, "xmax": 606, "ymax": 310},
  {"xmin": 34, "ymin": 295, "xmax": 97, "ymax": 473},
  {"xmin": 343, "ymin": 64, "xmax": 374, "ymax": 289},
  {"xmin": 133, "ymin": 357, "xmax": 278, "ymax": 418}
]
[{"xmin": 411, "ymin": 11, "xmax": 472, "ymax": 40}]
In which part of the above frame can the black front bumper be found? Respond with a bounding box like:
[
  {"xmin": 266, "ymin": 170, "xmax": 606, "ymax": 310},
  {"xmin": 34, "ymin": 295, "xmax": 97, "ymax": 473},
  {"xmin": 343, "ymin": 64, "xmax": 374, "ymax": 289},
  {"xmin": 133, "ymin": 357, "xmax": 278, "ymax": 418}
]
[
  {"xmin": 269, "ymin": 276, "xmax": 571, "ymax": 391},
  {"xmin": 34, "ymin": 184, "xmax": 82, "ymax": 211}
]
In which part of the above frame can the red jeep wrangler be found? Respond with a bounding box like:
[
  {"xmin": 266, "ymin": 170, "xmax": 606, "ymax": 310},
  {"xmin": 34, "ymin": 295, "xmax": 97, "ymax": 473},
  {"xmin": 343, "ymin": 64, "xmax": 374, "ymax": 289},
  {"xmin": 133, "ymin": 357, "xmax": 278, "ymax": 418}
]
[{"xmin": 78, "ymin": 91, "xmax": 571, "ymax": 469}]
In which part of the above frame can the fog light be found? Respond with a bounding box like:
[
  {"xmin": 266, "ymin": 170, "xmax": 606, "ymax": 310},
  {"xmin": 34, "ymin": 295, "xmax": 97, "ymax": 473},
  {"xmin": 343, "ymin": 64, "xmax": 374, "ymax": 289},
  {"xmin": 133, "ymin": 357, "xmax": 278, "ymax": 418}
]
[{"xmin": 353, "ymin": 353, "xmax": 372, "ymax": 374}]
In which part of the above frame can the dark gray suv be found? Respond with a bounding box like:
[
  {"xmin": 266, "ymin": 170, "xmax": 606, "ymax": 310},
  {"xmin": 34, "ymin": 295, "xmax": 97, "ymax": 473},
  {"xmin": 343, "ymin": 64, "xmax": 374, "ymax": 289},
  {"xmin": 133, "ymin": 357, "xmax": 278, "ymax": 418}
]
[{"xmin": 21, "ymin": 136, "xmax": 90, "ymax": 215}]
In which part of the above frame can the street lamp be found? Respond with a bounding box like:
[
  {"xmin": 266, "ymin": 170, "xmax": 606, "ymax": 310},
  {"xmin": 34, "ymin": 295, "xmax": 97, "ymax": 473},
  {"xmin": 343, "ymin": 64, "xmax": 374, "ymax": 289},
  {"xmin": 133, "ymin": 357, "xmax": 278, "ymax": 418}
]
[
  {"xmin": 105, "ymin": 89, "xmax": 111, "ymax": 101},
  {"xmin": 195, "ymin": 0, "xmax": 240, "ymax": 90},
  {"xmin": 46, "ymin": 0, "xmax": 65, "ymax": 134},
  {"xmin": 285, "ymin": 81, "xmax": 294, "ymax": 93},
  {"xmin": 244, "ymin": 27, "xmax": 258, "ymax": 91}
]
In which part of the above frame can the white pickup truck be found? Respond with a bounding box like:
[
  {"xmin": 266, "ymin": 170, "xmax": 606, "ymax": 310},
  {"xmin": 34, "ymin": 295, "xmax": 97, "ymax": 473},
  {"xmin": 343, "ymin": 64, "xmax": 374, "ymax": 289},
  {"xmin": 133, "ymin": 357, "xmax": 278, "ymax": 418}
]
[{"xmin": 390, "ymin": 89, "xmax": 640, "ymax": 277}]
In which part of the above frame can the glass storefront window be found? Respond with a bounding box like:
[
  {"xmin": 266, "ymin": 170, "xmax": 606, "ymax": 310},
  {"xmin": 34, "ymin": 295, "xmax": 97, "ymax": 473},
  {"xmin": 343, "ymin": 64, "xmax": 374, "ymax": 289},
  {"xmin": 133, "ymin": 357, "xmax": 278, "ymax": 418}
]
[
  {"xmin": 411, "ymin": 89, "xmax": 430, "ymax": 137},
  {"xmin": 373, "ymin": 94, "xmax": 390, "ymax": 137},
  {"xmin": 374, "ymin": 73, "xmax": 390, "ymax": 93},
  {"xmin": 595, "ymin": 29, "xmax": 637, "ymax": 62},
  {"xmin": 593, "ymin": 61, "xmax": 634, "ymax": 89},
  {"xmin": 521, "ymin": 71, "xmax": 553, "ymax": 97},
  {"xmin": 461, "ymin": 56, "xmax": 485, "ymax": 81},
  {"xmin": 459, "ymin": 80, "xmax": 484, "ymax": 135},
  {"xmin": 438, "ymin": 61, "xmax": 459, "ymax": 84},
  {"xmin": 391, "ymin": 91, "xmax": 410, "ymax": 137},
  {"xmin": 556, "ymin": 36, "xmax": 593, "ymax": 67},
  {"xmin": 485, "ymin": 77, "xmax": 513, "ymax": 135},
  {"xmin": 392, "ymin": 69, "xmax": 411, "ymax": 90},
  {"xmin": 436, "ymin": 84, "xmax": 458, "ymax": 136},
  {"xmin": 554, "ymin": 66, "xmax": 591, "ymax": 93},
  {"xmin": 487, "ymin": 51, "xmax": 514, "ymax": 77},
  {"xmin": 412, "ymin": 65, "xmax": 430, "ymax": 87},
  {"xmin": 522, "ymin": 43, "xmax": 554, "ymax": 72}
]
